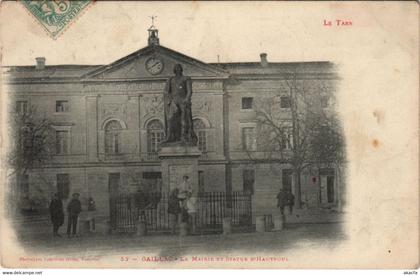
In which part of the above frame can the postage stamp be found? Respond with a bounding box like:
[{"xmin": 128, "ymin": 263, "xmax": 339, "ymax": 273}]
[{"xmin": 21, "ymin": 0, "xmax": 93, "ymax": 39}]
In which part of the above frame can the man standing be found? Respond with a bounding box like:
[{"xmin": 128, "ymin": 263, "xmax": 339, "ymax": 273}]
[
  {"xmin": 178, "ymin": 175, "xmax": 192, "ymax": 197},
  {"xmin": 66, "ymin": 193, "xmax": 82, "ymax": 237},
  {"xmin": 186, "ymin": 193, "xmax": 198, "ymax": 235},
  {"xmin": 276, "ymin": 188, "xmax": 287, "ymax": 215},
  {"xmin": 49, "ymin": 193, "xmax": 64, "ymax": 237},
  {"xmin": 177, "ymin": 175, "xmax": 193, "ymax": 225}
]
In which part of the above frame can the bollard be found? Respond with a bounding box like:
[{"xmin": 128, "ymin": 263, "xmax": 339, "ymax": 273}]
[
  {"xmin": 255, "ymin": 216, "xmax": 266, "ymax": 233},
  {"xmin": 264, "ymin": 214, "xmax": 273, "ymax": 231},
  {"xmin": 223, "ymin": 217, "xmax": 232, "ymax": 235},
  {"xmin": 137, "ymin": 221, "xmax": 147, "ymax": 236},
  {"xmin": 273, "ymin": 214, "xmax": 285, "ymax": 231},
  {"xmin": 81, "ymin": 220, "xmax": 91, "ymax": 235},
  {"xmin": 136, "ymin": 214, "xmax": 147, "ymax": 236},
  {"xmin": 105, "ymin": 220, "xmax": 111, "ymax": 235},
  {"xmin": 179, "ymin": 222, "xmax": 188, "ymax": 236}
]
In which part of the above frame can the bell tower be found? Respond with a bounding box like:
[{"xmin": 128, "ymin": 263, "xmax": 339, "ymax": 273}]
[{"xmin": 148, "ymin": 16, "xmax": 159, "ymax": 46}]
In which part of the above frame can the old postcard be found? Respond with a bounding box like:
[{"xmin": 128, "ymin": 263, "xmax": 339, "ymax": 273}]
[{"xmin": 0, "ymin": 1, "xmax": 418, "ymax": 269}]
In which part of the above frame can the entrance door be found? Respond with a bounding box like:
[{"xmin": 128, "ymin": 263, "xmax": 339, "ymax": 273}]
[
  {"xmin": 108, "ymin": 173, "xmax": 120, "ymax": 197},
  {"xmin": 108, "ymin": 173, "xmax": 120, "ymax": 229},
  {"xmin": 282, "ymin": 169, "xmax": 293, "ymax": 192},
  {"xmin": 327, "ymin": 176, "xmax": 335, "ymax": 203}
]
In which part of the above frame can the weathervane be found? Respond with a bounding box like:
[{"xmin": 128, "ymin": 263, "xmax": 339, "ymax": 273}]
[
  {"xmin": 147, "ymin": 15, "xmax": 159, "ymax": 45},
  {"xmin": 148, "ymin": 15, "xmax": 157, "ymax": 29}
]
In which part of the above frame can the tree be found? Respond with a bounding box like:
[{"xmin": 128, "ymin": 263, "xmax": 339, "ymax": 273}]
[
  {"xmin": 246, "ymin": 71, "xmax": 343, "ymax": 209},
  {"xmin": 307, "ymin": 111, "xmax": 345, "ymax": 206},
  {"xmin": 7, "ymin": 103, "xmax": 54, "ymax": 207}
]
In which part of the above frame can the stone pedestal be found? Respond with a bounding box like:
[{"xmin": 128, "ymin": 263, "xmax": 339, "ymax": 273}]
[
  {"xmin": 159, "ymin": 145, "xmax": 201, "ymax": 195},
  {"xmin": 273, "ymin": 214, "xmax": 285, "ymax": 231},
  {"xmin": 255, "ymin": 216, "xmax": 266, "ymax": 233},
  {"xmin": 223, "ymin": 217, "xmax": 232, "ymax": 235}
]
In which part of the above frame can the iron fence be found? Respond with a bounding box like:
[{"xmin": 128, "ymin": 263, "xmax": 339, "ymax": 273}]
[{"xmin": 109, "ymin": 191, "xmax": 252, "ymax": 232}]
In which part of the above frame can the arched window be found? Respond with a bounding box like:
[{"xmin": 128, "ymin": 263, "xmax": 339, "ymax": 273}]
[
  {"xmin": 193, "ymin": 119, "xmax": 207, "ymax": 152},
  {"xmin": 147, "ymin": 120, "xmax": 164, "ymax": 156},
  {"xmin": 105, "ymin": 120, "xmax": 122, "ymax": 154}
]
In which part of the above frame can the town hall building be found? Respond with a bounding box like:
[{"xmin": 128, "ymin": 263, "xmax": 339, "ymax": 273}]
[{"xmin": 5, "ymin": 26, "xmax": 342, "ymax": 223}]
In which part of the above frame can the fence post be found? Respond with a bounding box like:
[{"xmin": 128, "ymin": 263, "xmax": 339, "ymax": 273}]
[
  {"xmin": 273, "ymin": 214, "xmax": 285, "ymax": 231},
  {"xmin": 223, "ymin": 192, "xmax": 232, "ymax": 234},
  {"xmin": 179, "ymin": 221, "xmax": 188, "ymax": 236},
  {"xmin": 137, "ymin": 212, "xmax": 147, "ymax": 236},
  {"xmin": 255, "ymin": 216, "xmax": 266, "ymax": 233},
  {"xmin": 223, "ymin": 217, "xmax": 232, "ymax": 235}
]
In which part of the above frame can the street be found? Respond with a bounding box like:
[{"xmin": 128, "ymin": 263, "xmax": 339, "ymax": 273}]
[{"xmin": 13, "ymin": 222, "xmax": 346, "ymax": 257}]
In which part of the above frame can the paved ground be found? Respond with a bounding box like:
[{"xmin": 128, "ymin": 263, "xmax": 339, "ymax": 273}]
[{"xmin": 12, "ymin": 222, "xmax": 346, "ymax": 257}]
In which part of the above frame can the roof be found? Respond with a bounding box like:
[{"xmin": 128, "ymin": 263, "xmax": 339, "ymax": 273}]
[
  {"xmin": 210, "ymin": 62, "xmax": 335, "ymax": 76},
  {"xmin": 3, "ymin": 45, "xmax": 335, "ymax": 80},
  {"xmin": 3, "ymin": 65, "xmax": 101, "ymax": 79}
]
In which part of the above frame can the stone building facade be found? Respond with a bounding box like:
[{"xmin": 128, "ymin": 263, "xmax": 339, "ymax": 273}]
[{"xmin": 4, "ymin": 29, "xmax": 342, "ymax": 218}]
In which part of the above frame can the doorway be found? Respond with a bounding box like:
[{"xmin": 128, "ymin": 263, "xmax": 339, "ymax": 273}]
[
  {"xmin": 327, "ymin": 175, "xmax": 335, "ymax": 203},
  {"xmin": 282, "ymin": 169, "xmax": 293, "ymax": 193}
]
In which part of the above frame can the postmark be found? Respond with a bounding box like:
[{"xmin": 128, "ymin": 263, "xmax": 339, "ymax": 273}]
[{"xmin": 21, "ymin": 0, "xmax": 93, "ymax": 39}]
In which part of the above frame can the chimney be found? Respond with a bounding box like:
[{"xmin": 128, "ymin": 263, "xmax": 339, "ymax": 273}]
[
  {"xmin": 35, "ymin": 57, "xmax": 46, "ymax": 70},
  {"xmin": 260, "ymin": 53, "xmax": 268, "ymax": 67}
]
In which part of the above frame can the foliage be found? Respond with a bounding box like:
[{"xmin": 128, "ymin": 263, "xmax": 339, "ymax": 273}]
[
  {"xmin": 245, "ymin": 72, "xmax": 344, "ymax": 208},
  {"xmin": 8, "ymin": 104, "xmax": 54, "ymax": 176}
]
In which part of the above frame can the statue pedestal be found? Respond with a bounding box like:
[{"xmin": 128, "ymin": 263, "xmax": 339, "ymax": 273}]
[{"xmin": 159, "ymin": 145, "xmax": 201, "ymax": 194}]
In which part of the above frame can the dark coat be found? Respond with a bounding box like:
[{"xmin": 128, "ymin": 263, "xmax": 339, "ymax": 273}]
[
  {"xmin": 287, "ymin": 192, "xmax": 295, "ymax": 206},
  {"xmin": 168, "ymin": 191, "xmax": 181, "ymax": 215},
  {"xmin": 49, "ymin": 198, "xmax": 64, "ymax": 226},
  {"xmin": 67, "ymin": 198, "xmax": 82, "ymax": 216},
  {"xmin": 276, "ymin": 190, "xmax": 288, "ymax": 207}
]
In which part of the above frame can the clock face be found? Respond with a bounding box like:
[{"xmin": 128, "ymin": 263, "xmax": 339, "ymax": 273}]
[{"xmin": 145, "ymin": 57, "xmax": 164, "ymax": 75}]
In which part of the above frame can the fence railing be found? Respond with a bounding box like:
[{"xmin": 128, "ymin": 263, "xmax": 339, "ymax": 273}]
[{"xmin": 109, "ymin": 191, "xmax": 252, "ymax": 232}]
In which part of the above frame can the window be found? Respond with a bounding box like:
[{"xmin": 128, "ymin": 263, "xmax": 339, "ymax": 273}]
[
  {"xmin": 321, "ymin": 95, "xmax": 330, "ymax": 108},
  {"xmin": 241, "ymin": 97, "xmax": 253, "ymax": 109},
  {"xmin": 55, "ymin": 130, "xmax": 69, "ymax": 154},
  {"xmin": 242, "ymin": 127, "xmax": 256, "ymax": 151},
  {"xmin": 147, "ymin": 120, "xmax": 164, "ymax": 156},
  {"xmin": 56, "ymin": 100, "xmax": 69, "ymax": 112},
  {"xmin": 57, "ymin": 174, "xmax": 70, "ymax": 199},
  {"xmin": 281, "ymin": 127, "xmax": 293, "ymax": 150},
  {"xmin": 193, "ymin": 119, "xmax": 207, "ymax": 152},
  {"xmin": 16, "ymin": 101, "xmax": 27, "ymax": 114},
  {"xmin": 280, "ymin": 96, "xmax": 291, "ymax": 108},
  {"xmin": 105, "ymin": 120, "xmax": 122, "ymax": 155},
  {"xmin": 243, "ymin": 169, "xmax": 255, "ymax": 195},
  {"xmin": 268, "ymin": 130, "xmax": 281, "ymax": 151}
]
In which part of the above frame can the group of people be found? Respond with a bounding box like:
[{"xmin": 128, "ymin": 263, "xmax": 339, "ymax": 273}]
[
  {"xmin": 276, "ymin": 189, "xmax": 295, "ymax": 215},
  {"xmin": 49, "ymin": 177, "xmax": 295, "ymax": 237},
  {"xmin": 167, "ymin": 175, "xmax": 197, "ymax": 235},
  {"xmin": 49, "ymin": 192, "xmax": 83, "ymax": 237}
]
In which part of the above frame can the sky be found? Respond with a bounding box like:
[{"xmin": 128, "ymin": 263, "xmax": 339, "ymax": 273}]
[{"xmin": 1, "ymin": 1, "xmax": 409, "ymax": 66}]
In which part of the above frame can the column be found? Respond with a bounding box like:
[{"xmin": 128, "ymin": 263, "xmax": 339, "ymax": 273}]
[{"xmin": 86, "ymin": 96, "xmax": 98, "ymax": 162}]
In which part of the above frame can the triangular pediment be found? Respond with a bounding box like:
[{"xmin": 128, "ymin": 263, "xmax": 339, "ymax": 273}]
[{"xmin": 83, "ymin": 45, "xmax": 229, "ymax": 80}]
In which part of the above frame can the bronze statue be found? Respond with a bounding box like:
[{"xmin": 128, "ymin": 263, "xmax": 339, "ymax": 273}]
[{"xmin": 163, "ymin": 64, "xmax": 198, "ymax": 145}]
